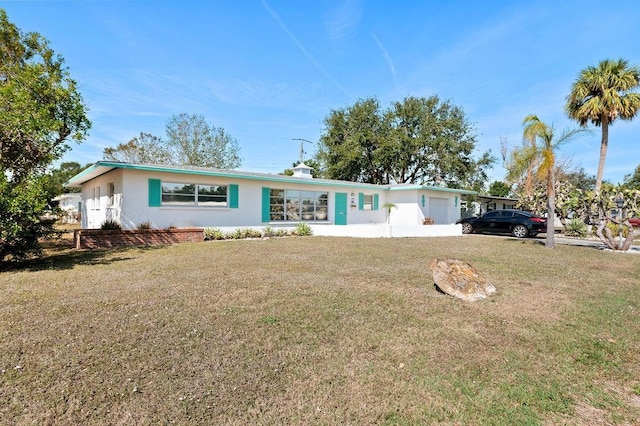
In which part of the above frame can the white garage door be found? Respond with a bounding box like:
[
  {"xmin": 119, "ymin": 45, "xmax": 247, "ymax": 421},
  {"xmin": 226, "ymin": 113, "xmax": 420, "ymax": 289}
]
[{"xmin": 430, "ymin": 197, "xmax": 449, "ymax": 224}]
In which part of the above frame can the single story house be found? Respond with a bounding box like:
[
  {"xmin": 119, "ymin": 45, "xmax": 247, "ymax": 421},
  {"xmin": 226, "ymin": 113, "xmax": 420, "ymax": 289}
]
[
  {"xmin": 51, "ymin": 192, "xmax": 82, "ymax": 223},
  {"xmin": 461, "ymin": 195, "xmax": 518, "ymax": 218},
  {"xmin": 66, "ymin": 161, "xmax": 476, "ymax": 238}
]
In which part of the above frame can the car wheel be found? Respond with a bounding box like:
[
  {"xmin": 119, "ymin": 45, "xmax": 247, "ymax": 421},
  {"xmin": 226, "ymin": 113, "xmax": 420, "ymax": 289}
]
[
  {"xmin": 461, "ymin": 222, "xmax": 473, "ymax": 234},
  {"xmin": 512, "ymin": 224, "xmax": 529, "ymax": 238}
]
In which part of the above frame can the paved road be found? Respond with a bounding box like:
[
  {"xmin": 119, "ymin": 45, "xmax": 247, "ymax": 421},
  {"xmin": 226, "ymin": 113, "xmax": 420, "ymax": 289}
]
[
  {"xmin": 467, "ymin": 233, "xmax": 640, "ymax": 252},
  {"xmin": 547, "ymin": 236, "xmax": 640, "ymax": 252}
]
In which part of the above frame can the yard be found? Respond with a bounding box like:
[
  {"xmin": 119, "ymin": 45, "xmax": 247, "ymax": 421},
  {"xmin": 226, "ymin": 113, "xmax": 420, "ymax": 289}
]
[{"xmin": 1, "ymin": 234, "xmax": 639, "ymax": 424}]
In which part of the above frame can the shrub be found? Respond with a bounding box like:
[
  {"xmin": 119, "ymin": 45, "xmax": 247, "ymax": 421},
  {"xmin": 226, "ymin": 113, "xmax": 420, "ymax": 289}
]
[
  {"xmin": 565, "ymin": 217, "xmax": 587, "ymax": 237},
  {"xmin": 137, "ymin": 221, "xmax": 153, "ymax": 230},
  {"xmin": 262, "ymin": 225, "xmax": 275, "ymax": 238},
  {"xmin": 101, "ymin": 220, "xmax": 122, "ymax": 231},
  {"xmin": 294, "ymin": 222, "xmax": 313, "ymax": 236},
  {"xmin": 275, "ymin": 228, "xmax": 290, "ymax": 237},
  {"xmin": 0, "ymin": 175, "xmax": 57, "ymax": 263},
  {"xmin": 227, "ymin": 228, "xmax": 261, "ymax": 239},
  {"xmin": 203, "ymin": 227, "xmax": 225, "ymax": 240},
  {"xmin": 247, "ymin": 228, "xmax": 263, "ymax": 238},
  {"xmin": 606, "ymin": 222, "xmax": 630, "ymax": 239},
  {"xmin": 228, "ymin": 229, "xmax": 242, "ymax": 239}
]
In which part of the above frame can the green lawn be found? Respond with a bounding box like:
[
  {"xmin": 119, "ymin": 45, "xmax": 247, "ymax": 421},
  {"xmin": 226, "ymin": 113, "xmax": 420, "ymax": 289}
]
[{"xmin": 1, "ymin": 235, "xmax": 639, "ymax": 424}]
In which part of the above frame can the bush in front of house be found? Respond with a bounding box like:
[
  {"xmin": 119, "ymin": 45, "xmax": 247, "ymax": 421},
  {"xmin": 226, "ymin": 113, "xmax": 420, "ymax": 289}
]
[
  {"xmin": 276, "ymin": 228, "xmax": 292, "ymax": 237},
  {"xmin": 204, "ymin": 227, "xmax": 225, "ymax": 241},
  {"xmin": 294, "ymin": 222, "xmax": 313, "ymax": 236},
  {"xmin": 262, "ymin": 225, "xmax": 275, "ymax": 238},
  {"xmin": 101, "ymin": 220, "xmax": 122, "ymax": 231},
  {"xmin": 229, "ymin": 228, "xmax": 262, "ymax": 239},
  {"xmin": 137, "ymin": 221, "xmax": 153, "ymax": 230}
]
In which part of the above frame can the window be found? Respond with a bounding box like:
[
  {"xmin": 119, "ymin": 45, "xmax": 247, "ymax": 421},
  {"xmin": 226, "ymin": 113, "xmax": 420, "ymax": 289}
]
[
  {"xmin": 363, "ymin": 194, "xmax": 373, "ymax": 210},
  {"xmin": 269, "ymin": 189, "xmax": 328, "ymax": 221},
  {"xmin": 92, "ymin": 187, "xmax": 100, "ymax": 210},
  {"xmin": 483, "ymin": 211, "xmax": 501, "ymax": 218},
  {"xmin": 161, "ymin": 182, "xmax": 228, "ymax": 207},
  {"xmin": 358, "ymin": 193, "xmax": 379, "ymax": 210},
  {"xmin": 107, "ymin": 182, "xmax": 115, "ymax": 207}
]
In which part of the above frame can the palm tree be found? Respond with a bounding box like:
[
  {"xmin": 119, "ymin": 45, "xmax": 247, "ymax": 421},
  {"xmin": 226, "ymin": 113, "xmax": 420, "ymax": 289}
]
[
  {"xmin": 507, "ymin": 115, "xmax": 586, "ymax": 248},
  {"xmin": 565, "ymin": 58, "xmax": 640, "ymax": 194}
]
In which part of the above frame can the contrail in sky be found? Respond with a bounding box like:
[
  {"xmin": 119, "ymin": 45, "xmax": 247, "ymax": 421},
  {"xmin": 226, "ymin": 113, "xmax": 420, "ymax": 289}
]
[
  {"xmin": 371, "ymin": 33, "xmax": 396, "ymax": 78},
  {"xmin": 261, "ymin": 0, "xmax": 351, "ymax": 99}
]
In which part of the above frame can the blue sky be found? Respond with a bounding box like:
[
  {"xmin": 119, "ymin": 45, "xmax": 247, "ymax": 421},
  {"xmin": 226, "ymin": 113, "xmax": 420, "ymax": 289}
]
[{"xmin": 4, "ymin": 0, "xmax": 640, "ymax": 185}]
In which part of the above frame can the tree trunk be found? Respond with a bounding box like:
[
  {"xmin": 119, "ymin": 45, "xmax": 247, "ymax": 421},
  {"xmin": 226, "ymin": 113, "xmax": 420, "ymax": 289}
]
[
  {"xmin": 594, "ymin": 117, "xmax": 609, "ymax": 194},
  {"xmin": 545, "ymin": 167, "xmax": 555, "ymax": 249}
]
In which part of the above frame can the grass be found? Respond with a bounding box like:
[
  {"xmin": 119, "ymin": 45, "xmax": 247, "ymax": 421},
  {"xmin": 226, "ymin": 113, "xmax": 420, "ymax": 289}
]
[{"xmin": 1, "ymin": 234, "xmax": 640, "ymax": 424}]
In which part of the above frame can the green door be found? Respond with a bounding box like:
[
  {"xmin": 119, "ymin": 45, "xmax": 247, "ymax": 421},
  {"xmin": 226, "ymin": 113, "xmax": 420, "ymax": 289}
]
[{"xmin": 335, "ymin": 192, "xmax": 347, "ymax": 225}]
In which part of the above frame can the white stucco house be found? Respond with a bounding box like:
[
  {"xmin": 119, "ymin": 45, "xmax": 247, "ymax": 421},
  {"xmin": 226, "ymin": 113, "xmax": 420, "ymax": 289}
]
[
  {"xmin": 51, "ymin": 192, "xmax": 83, "ymax": 223},
  {"xmin": 461, "ymin": 195, "xmax": 519, "ymax": 218},
  {"xmin": 66, "ymin": 161, "xmax": 475, "ymax": 237}
]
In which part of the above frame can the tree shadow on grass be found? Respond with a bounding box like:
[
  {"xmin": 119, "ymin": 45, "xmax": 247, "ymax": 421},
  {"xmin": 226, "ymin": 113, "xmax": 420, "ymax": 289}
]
[{"xmin": 1, "ymin": 240, "xmax": 169, "ymax": 273}]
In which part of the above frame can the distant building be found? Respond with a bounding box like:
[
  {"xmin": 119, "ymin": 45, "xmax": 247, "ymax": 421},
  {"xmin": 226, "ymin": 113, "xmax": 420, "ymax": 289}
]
[
  {"xmin": 51, "ymin": 193, "xmax": 82, "ymax": 223},
  {"xmin": 461, "ymin": 195, "xmax": 518, "ymax": 218}
]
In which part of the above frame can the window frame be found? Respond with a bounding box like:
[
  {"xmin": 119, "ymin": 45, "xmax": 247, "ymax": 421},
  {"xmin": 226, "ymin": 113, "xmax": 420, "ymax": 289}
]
[
  {"xmin": 160, "ymin": 182, "xmax": 229, "ymax": 207},
  {"xmin": 358, "ymin": 192, "xmax": 379, "ymax": 211},
  {"xmin": 269, "ymin": 188, "xmax": 328, "ymax": 222},
  {"xmin": 362, "ymin": 194, "xmax": 373, "ymax": 210},
  {"xmin": 92, "ymin": 187, "xmax": 100, "ymax": 210},
  {"xmin": 107, "ymin": 182, "xmax": 115, "ymax": 207}
]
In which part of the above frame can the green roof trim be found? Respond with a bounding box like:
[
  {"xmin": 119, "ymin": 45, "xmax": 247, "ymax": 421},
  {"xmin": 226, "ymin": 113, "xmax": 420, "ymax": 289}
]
[
  {"xmin": 65, "ymin": 162, "xmax": 103, "ymax": 185},
  {"xmin": 388, "ymin": 184, "xmax": 476, "ymax": 195},
  {"xmin": 66, "ymin": 161, "xmax": 477, "ymax": 196},
  {"xmin": 67, "ymin": 161, "xmax": 381, "ymax": 190}
]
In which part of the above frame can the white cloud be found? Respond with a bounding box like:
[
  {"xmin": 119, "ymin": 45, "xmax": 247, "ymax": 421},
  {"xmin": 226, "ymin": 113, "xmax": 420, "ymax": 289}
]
[{"xmin": 324, "ymin": 0, "xmax": 363, "ymax": 41}]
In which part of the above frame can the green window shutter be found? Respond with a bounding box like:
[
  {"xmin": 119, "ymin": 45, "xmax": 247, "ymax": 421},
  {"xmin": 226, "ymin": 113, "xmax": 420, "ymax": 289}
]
[
  {"xmin": 148, "ymin": 179, "xmax": 161, "ymax": 207},
  {"xmin": 358, "ymin": 193, "xmax": 364, "ymax": 210},
  {"xmin": 229, "ymin": 184, "xmax": 239, "ymax": 208},
  {"xmin": 373, "ymin": 194, "xmax": 379, "ymax": 210},
  {"xmin": 262, "ymin": 187, "xmax": 271, "ymax": 222}
]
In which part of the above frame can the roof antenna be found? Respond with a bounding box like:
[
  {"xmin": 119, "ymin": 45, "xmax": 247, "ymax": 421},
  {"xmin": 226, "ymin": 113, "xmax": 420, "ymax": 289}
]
[{"xmin": 292, "ymin": 138, "xmax": 312, "ymax": 164}]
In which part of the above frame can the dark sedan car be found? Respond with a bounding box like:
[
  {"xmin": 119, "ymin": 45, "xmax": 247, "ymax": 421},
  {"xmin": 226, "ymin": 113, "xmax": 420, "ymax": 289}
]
[{"xmin": 456, "ymin": 209, "xmax": 547, "ymax": 238}]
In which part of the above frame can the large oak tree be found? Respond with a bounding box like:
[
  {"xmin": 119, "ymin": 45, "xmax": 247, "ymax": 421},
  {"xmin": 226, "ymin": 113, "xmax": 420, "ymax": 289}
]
[
  {"xmin": 0, "ymin": 9, "xmax": 90, "ymax": 263},
  {"xmin": 316, "ymin": 96, "xmax": 494, "ymax": 191}
]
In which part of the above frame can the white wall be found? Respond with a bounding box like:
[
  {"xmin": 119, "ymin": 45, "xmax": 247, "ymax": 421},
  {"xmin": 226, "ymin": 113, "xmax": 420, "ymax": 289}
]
[
  {"xmin": 80, "ymin": 168, "xmax": 466, "ymax": 233},
  {"xmin": 386, "ymin": 189, "xmax": 462, "ymax": 225},
  {"xmin": 81, "ymin": 169, "xmax": 123, "ymax": 229},
  {"xmin": 311, "ymin": 224, "xmax": 463, "ymax": 238},
  {"xmin": 343, "ymin": 190, "xmax": 387, "ymax": 225},
  {"xmin": 91, "ymin": 169, "xmax": 389, "ymax": 230},
  {"xmin": 58, "ymin": 193, "xmax": 82, "ymax": 211},
  {"xmin": 120, "ymin": 170, "xmax": 260, "ymax": 229}
]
